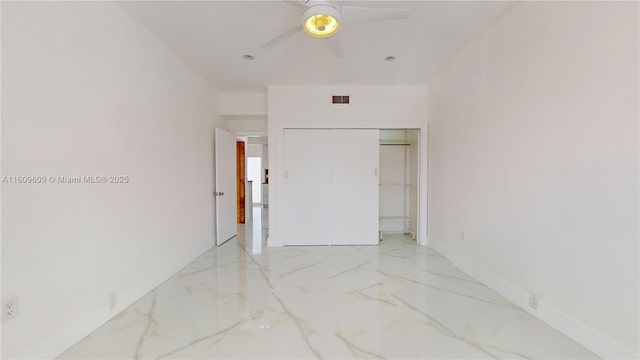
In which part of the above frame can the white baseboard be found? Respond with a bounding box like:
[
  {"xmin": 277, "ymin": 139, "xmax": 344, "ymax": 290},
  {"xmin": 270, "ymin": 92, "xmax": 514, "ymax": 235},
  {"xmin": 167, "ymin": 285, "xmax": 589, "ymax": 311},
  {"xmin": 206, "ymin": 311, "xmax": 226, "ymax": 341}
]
[
  {"xmin": 429, "ymin": 240, "xmax": 638, "ymax": 359},
  {"xmin": 19, "ymin": 241, "xmax": 214, "ymax": 359}
]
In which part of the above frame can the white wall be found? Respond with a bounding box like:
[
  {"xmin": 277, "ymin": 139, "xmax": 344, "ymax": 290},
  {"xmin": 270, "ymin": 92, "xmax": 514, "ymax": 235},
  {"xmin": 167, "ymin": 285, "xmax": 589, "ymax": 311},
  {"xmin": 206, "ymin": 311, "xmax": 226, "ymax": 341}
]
[
  {"xmin": 267, "ymin": 85, "xmax": 428, "ymax": 247},
  {"xmin": 219, "ymin": 92, "xmax": 267, "ymax": 116},
  {"xmin": 226, "ymin": 117, "xmax": 268, "ymax": 136},
  {"xmin": 246, "ymin": 144, "xmax": 263, "ymax": 158},
  {"xmin": 220, "ymin": 93, "xmax": 267, "ymax": 136},
  {"xmin": 1, "ymin": 2, "xmax": 223, "ymax": 358},
  {"xmin": 428, "ymin": 2, "xmax": 638, "ymax": 358}
]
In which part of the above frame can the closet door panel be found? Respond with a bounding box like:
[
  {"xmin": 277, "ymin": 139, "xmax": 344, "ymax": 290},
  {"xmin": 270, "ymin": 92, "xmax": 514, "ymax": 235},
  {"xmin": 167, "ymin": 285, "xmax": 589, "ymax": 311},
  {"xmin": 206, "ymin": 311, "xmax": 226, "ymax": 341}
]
[
  {"xmin": 282, "ymin": 129, "xmax": 333, "ymax": 245},
  {"xmin": 331, "ymin": 129, "xmax": 380, "ymax": 245}
]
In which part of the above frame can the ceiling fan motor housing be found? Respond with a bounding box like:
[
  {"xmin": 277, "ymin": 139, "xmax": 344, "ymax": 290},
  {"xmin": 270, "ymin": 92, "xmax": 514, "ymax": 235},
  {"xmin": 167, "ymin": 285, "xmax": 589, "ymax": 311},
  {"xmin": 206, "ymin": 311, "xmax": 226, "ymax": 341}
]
[{"xmin": 302, "ymin": 3, "xmax": 342, "ymax": 37}]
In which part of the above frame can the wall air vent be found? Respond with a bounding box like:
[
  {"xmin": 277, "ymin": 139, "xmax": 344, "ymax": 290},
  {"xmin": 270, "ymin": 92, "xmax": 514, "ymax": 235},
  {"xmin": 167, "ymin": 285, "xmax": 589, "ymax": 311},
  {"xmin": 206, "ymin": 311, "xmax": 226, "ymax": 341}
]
[{"xmin": 332, "ymin": 95, "xmax": 350, "ymax": 104}]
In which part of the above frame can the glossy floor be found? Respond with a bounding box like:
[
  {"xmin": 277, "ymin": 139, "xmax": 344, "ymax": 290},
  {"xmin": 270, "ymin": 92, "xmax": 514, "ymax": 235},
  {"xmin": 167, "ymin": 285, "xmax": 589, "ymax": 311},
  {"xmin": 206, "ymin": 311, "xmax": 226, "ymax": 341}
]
[{"xmin": 60, "ymin": 217, "xmax": 595, "ymax": 359}]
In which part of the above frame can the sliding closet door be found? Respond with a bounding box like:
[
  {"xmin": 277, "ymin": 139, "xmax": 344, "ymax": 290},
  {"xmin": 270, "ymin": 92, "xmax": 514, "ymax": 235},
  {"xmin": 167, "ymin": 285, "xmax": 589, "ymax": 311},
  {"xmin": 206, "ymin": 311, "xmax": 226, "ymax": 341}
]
[
  {"xmin": 331, "ymin": 129, "xmax": 380, "ymax": 245},
  {"xmin": 282, "ymin": 129, "xmax": 332, "ymax": 245}
]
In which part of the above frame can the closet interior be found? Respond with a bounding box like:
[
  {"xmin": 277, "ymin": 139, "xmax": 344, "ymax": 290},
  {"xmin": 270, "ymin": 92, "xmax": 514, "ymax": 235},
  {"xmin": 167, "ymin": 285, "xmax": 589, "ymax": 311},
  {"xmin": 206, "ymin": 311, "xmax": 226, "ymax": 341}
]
[{"xmin": 379, "ymin": 129, "xmax": 419, "ymax": 240}]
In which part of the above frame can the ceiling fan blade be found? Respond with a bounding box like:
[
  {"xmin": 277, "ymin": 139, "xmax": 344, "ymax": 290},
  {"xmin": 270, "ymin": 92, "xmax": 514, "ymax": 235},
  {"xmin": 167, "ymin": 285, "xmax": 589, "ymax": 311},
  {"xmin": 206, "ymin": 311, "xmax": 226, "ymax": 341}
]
[
  {"xmin": 282, "ymin": 0, "xmax": 308, "ymax": 9},
  {"xmin": 326, "ymin": 35, "xmax": 344, "ymax": 58},
  {"xmin": 262, "ymin": 25, "xmax": 303, "ymax": 50},
  {"xmin": 340, "ymin": 5, "xmax": 410, "ymax": 24}
]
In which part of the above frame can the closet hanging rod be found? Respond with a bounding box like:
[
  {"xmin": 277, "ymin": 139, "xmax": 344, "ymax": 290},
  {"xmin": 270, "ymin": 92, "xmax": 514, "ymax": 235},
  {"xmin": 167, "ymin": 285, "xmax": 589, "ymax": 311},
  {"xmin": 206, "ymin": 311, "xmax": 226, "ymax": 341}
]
[{"xmin": 380, "ymin": 143, "xmax": 410, "ymax": 146}]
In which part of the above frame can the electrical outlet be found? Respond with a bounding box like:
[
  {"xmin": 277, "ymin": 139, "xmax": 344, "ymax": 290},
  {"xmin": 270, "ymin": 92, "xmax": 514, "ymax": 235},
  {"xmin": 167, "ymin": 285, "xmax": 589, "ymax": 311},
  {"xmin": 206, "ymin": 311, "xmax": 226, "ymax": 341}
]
[
  {"xmin": 108, "ymin": 294, "xmax": 117, "ymax": 311},
  {"xmin": 529, "ymin": 295, "xmax": 538, "ymax": 310},
  {"xmin": 2, "ymin": 298, "xmax": 17, "ymax": 322}
]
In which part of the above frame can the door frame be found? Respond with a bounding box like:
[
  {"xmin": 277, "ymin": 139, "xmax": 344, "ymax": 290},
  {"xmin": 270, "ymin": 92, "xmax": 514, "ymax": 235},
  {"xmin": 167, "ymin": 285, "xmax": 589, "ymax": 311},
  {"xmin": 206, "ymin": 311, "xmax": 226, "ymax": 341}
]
[{"xmin": 270, "ymin": 122, "xmax": 428, "ymax": 247}]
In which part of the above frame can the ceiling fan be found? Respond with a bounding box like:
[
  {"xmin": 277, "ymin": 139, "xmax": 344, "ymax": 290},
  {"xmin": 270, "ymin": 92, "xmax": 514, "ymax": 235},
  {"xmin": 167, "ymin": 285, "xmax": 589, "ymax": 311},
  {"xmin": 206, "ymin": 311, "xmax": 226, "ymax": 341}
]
[{"xmin": 262, "ymin": 0, "xmax": 410, "ymax": 58}]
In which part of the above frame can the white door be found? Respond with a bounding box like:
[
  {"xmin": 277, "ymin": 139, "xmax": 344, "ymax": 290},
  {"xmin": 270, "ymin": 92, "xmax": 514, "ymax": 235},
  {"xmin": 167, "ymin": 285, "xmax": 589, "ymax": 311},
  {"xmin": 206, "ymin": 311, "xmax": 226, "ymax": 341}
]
[
  {"xmin": 331, "ymin": 129, "xmax": 380, "ymax": 245},
  {"xmin": 214, "ymin": 128, "xmax": 237, "ymax": 245},
  {"xmin": 282, "ymin": 129, "xmax": 332, "ymax": 245}
]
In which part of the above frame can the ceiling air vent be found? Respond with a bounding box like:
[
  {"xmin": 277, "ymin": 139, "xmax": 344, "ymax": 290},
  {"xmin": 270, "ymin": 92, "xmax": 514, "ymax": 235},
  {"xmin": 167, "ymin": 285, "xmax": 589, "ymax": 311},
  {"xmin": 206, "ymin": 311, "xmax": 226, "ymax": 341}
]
[{"xmin": 332, "ymin": 95, "xmax": 350, "ymax": 104}]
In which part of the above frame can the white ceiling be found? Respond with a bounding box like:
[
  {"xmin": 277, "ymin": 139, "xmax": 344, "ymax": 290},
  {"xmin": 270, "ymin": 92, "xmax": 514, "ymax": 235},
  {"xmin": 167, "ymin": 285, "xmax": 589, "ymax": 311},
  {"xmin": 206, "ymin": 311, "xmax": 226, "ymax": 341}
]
[{"xmin": 121, "ymin": 1, "xmax": 510, "ymax": 91}]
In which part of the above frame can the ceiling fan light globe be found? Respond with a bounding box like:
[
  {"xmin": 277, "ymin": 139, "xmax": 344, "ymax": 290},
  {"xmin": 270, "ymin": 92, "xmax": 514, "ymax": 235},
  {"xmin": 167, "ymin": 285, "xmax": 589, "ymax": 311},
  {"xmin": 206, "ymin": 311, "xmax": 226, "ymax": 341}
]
[{"xmin": 302, "ymin": 4, "xmax": 341, "ymax": 38}]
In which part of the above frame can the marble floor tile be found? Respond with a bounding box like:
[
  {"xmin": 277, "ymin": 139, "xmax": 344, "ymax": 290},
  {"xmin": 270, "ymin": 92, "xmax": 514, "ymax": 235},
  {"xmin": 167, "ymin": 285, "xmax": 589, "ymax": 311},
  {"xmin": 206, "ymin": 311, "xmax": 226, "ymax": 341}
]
[{"xmin": 60, "ymin": 214, "xmax": 596, "ymax": 359}]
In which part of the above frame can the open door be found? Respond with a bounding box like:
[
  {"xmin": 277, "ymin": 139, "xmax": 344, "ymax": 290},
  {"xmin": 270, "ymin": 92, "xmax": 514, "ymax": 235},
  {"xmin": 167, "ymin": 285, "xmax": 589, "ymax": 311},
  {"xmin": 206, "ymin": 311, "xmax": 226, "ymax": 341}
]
[{"xmin": 215, "ymin": 128, "xmax": 237, "ymax": 245}]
